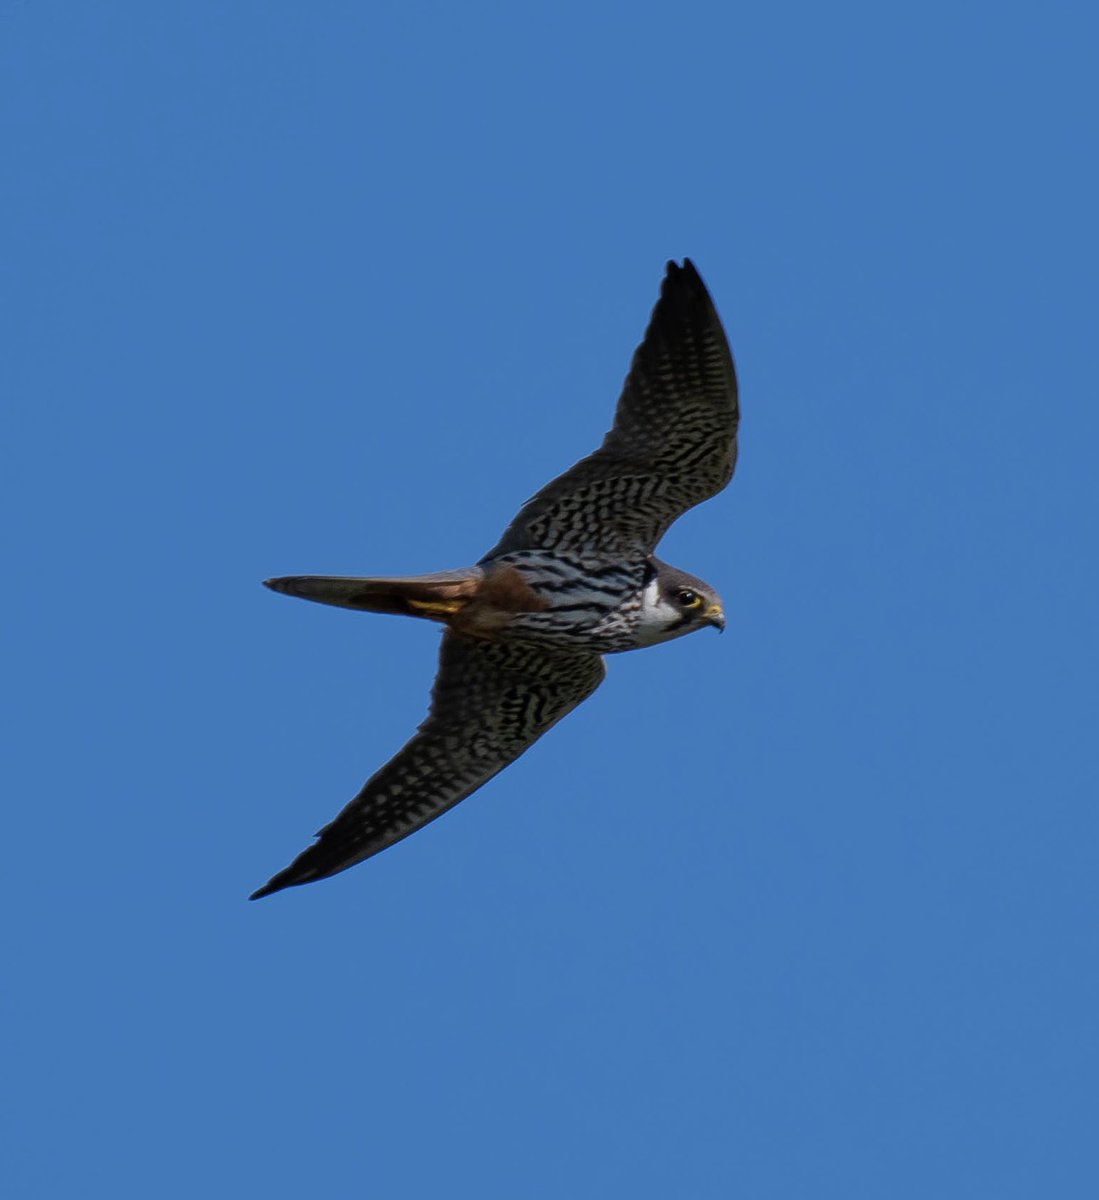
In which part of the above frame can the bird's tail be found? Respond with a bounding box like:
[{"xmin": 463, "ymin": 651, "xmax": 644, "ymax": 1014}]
[{"xmin": 264, "ymin": 568, "xmax": 483, "ymax": 620}]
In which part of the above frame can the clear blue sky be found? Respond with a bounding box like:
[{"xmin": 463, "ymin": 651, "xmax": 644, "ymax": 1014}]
[{"xmin": 3, "ymin": 3, "xmax": 1096, "ymax": 1196}]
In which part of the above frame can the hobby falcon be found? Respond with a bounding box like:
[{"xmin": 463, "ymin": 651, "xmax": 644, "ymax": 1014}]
[{"xmin": 251, "ymin": 259, "xmax": 739, "ymax": 899}]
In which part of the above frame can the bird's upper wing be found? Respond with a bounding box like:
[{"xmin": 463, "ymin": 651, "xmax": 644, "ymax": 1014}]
[
  {"xmin": 483, "ymin": 259, "xmax": 739, "ymax": 562},
  {"xmin": 250, "ymin": 633, "xmax": 605, "ymax": 898}
]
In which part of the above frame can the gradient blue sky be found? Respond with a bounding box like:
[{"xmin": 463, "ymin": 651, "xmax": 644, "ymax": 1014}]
[{"xmin": 4, "ymin": 3, "xmax": 1097, "ymax": 1197}]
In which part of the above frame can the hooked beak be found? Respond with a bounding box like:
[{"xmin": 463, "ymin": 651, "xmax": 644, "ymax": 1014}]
[{"xmin": 704, "ymin": 603, "xmax": 726, "ymax": 633}]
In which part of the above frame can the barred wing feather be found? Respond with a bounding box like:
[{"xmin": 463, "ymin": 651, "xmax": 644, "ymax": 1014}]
[
  {"xmin": 251, "ymin": 634, "xmax": 604, "ymax": 898},
  {"xmin": 483, "ymin": 259, "xmax": 738, "ymax": 562}
]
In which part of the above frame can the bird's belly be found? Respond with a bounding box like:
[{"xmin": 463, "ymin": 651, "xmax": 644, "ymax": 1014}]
[{"xmin": 502, "ymin": 610, "xmax": 640, "ymax": 653}]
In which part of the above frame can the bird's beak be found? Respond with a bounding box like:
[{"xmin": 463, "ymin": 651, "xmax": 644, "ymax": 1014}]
[{"xmin": 704, "ymin": 604, "xmax": 726, "ymax": 633}]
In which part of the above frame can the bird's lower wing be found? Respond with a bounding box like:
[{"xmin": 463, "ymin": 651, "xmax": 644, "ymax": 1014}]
[{"xmin": 250, "ymin": 633, "xmax": 605, "ymax": 899}]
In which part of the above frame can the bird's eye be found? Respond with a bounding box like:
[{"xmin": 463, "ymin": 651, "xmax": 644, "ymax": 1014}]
[{"xmin": 676, "ymin": 589, "xmax": 702, "ymax": 609}]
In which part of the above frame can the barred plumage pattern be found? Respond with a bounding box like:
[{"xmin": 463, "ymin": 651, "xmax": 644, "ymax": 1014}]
[
  {"xmin": 250, "ymin": 635, "xmax": 604, "ymax": 899},
  {"xmin": 491, "ymin": 549, "xmax": 648, "ymax": 653},
  {"xmin": 252, "ymin": 259, "xmax": 738, "ymax": 898},
  {"xmin": 483, "ymin": 259, "xmax": 738, "ymax": 562}
]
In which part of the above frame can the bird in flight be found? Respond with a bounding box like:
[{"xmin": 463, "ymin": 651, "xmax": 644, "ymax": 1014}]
[{"xmin": 251, "ymin": 259, "xmax": 739, "ymax": 899}]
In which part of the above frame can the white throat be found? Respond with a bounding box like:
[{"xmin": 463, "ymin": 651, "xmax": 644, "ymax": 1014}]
[{"xmin": 634, "ymin": 574, "xmax": 696, "ymax": 647}]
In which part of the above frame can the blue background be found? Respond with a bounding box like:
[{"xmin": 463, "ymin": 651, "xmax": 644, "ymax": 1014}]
[{"xmin": 4, "ymin": 3, "xmax": 1096, "ymax": 1196}]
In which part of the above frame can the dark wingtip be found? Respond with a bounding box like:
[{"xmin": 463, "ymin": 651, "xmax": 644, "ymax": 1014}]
[
  {"xmin": 249, "ymin": 840, "xmax": 333, "ymax": 900},
  {"xmin": 249, "ymin": 869, "xmax": 298, "ymax": 901},
  {"xmin": 668, "ymin": 257, "xmax": 705, "ymax": 288},
  {"xmin": 661, "ymin": 257, "xmax": 708, "ymax": 297},
  {"xmin": 658, "ymin": 258, "xmax": 713, "ymax": 318}
]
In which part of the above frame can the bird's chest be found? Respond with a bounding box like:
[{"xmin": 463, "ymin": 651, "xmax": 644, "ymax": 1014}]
[{"xmin": 480, "ymin": 552, "xmax": 646, "ymax": 652}]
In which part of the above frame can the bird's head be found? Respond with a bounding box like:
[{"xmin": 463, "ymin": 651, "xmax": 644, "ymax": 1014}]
[{"xmin": 635, "ymin": 558, "xmax": 726, "ymax": 646}]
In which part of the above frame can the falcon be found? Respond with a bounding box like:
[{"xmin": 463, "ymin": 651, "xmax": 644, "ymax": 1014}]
[{"xmin": 251, "ymin": 259, "xmax": 739, "ymax": 899}]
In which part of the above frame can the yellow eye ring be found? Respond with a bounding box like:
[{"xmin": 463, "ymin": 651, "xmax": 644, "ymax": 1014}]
[{"xmin": 676, "ymin": 589, "xmax": 703, "ymax": 609}]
